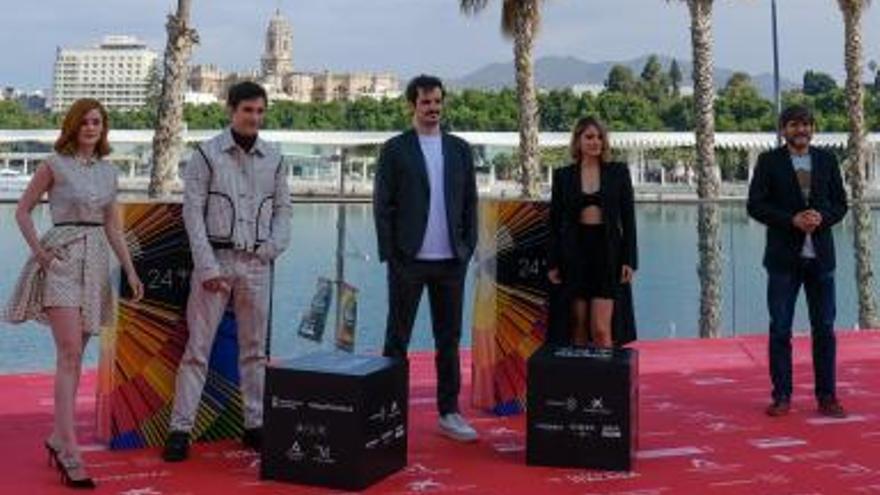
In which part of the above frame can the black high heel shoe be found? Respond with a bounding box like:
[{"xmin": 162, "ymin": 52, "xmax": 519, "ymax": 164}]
[
  {"xmin": 44, "ymin": 439, "xmax": 61, "ymax": 467},
  {"xmin": 56, "ymin": 454, "xmax": 96, "ymax": 489}
]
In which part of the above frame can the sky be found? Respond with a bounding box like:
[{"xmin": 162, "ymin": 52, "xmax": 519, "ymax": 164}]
[{"xmin": 2, "ymin": 0, "xmax": 879, "ymax": 91}]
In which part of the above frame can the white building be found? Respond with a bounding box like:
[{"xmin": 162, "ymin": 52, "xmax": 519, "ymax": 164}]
[
  {"xmin": 570, "ymin": 83, "xmax": 606, "ymax": 96},
  {"xmin": 1, "ymin": 86, "xmax": 49, "ymax": 112},
  {"xmin": 51, "ymin": 35, "xmax": 158, "ymax": 112},
  {"xmin": 184, "ymin": 91, "xmax": 220, "ymax": 106},
  {"xmin": 571, "ymin": 83, "xmax": 695, "ymax": 97}
]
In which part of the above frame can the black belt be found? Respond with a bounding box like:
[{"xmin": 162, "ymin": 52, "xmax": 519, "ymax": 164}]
[
  {"xmin": 209, "ymin": 240, "xmax": 262, "ymax": 252},
  {"xmin": 54, "ymin": 221, "xmax": 104, "ymax": 227}
]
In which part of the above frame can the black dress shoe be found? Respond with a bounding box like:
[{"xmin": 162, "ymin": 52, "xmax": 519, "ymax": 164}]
[
  {"xmin": 765, "ymin": 399, "xmax": 791, "ymax": 417},
  {"xmin": 242, "ymin": 427, "xmax": 262, "ymax": 451},
  {"xmin": 818, "ymin": 397, "xmax": 847, "ymax": 418},
  {"xmin": 162, "ymin": 431, "xmax": 190, "ymax": 462}
]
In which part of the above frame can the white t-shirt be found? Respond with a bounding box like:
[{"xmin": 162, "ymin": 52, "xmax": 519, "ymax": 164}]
[{"xmin": 416, "ymin": 134, "xmax": 454, "ymax": 260}]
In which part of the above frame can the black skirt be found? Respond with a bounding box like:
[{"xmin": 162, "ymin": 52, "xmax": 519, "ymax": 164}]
[{"xmin": 573, "ymin": 224, "xmax": 617, "ymax": 299}]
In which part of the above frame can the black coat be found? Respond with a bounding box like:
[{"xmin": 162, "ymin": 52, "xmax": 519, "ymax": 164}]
[
  {"xmin": 546, "ymin": 162, "xmax": 638, "ymax": 346},
  {"xmin": 372, "ymin": 129, "xmax": 479, "ymax": 263},
  {"xmin": 746, "ymin": 146, "xmax": 847, "ymax": 273}
]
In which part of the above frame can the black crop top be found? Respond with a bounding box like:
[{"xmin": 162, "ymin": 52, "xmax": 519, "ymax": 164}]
[{"xmin": 576, "ymin": 191, "xmax": 603, "ymax": 211}]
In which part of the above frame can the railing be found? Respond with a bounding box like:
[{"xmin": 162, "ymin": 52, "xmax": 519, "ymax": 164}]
[{"xmin": 0, "ymin": 199, "xmax": 876, "ymax": 375}]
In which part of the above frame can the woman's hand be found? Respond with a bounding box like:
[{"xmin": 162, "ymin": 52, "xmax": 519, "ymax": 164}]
[
  {"xmin": 35, "ymin": 247, "xmax": 61, "ymax": 271},
  {"xmin": 621, "ymin": 265, "xmax": 635, "ymax": 284},
  {"xmin": 547, "ymin": 268, "xmax": 562, "ymax": 285},
  {"xmin": 126, "ymin": 270, "xmax": 145, "ymax": 302}
]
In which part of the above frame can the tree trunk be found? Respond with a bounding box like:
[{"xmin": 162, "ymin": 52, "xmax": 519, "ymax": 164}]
[
  {"xmin": 511, "ymin": 2, "xmax": 541, "ymax": 199},
  {"xmin": 149, "ymin": 0, "xmax": 198, "ymax": 198},
  {"xmin": 688, "ymin": 0, "xmax": 723, "ymax": 338},
  {"xmin": 840, "ymin": 2, "xmax": 879, "ymax": 328}
]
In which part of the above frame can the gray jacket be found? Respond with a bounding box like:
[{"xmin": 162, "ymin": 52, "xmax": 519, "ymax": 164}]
[{"xmin": 182, "ymin": 128, "xmax": 292, "ymax": 280}]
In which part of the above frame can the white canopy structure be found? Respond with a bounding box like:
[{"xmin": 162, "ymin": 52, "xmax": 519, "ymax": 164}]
[
  {"xmin": 1, "ymin": 130, "xmax": 879, "ymax": 188},
  {"xmin": 3, "ymin": 129, "xmax": 879, "ymax": 148}
]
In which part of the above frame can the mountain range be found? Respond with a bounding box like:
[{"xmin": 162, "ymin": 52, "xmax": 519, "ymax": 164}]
[{"xmin": 449, "ymin": 54, "xmax": 799, "ymax": 99}]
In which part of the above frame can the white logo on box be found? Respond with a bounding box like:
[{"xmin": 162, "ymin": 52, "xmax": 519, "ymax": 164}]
[
  {"xmin": 601, "ymin": 425, "xmax": 622, "ymax": 438},
  {"xmin": 285, "ymin": 441, "xmax": 304, "ymax": 462}
]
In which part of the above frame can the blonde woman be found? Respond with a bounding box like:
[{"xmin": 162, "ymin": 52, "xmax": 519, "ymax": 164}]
[{"xmin": 547, "ymin": 116, "xmax": 637, "ymax": 347}]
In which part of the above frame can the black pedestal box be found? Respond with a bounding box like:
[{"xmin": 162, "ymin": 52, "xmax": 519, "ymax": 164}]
[
  {"xmin": 260, "ymin": 352, "xmax": 409, "ymax": 490},
  {"xmin": 526, "ymin": 345, "xmax": 639, "ymax": 471}
]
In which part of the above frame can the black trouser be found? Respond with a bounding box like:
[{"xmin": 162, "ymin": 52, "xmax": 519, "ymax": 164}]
[{"xmin": 383, "ymin": 258, "xmax": 466, "ymax": 416}]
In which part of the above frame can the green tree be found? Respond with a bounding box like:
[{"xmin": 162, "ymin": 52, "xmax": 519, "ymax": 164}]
[
  {"xmin": 670, "ymin": 59, "xmax": 684, "ymax": 97},
  {"xmin": 605, "ymin": 64, "xmax": 638, "ymax": 94},
  {"xmin": 659, "ymin": 96, "xmax": 694, "ymax": 130},
  {"xmin": 596, "ymin": 91, "xmax": 663, "ymax": 130},
  {"xmin": 803, "ymin": 70, "xmax": 838, "ymax": 96},
  {"xmin": 869, "ymin": 60, "xmax": 880, "ymax": 94},
  {"xmin": 640, "ymin": 54, "xmax": 671, "ymax": 102},
  {"xmin": 185, "ymin": 103, "xmax": 227, "ymax": 129},
  {"xmin": 461, "ymin": 0, "xmax": 545, "ymax": 198},
  {"xmin": 716, "ymin": 72, "xmax": 774, "ymax": 131},
  {"xmin": 538, "ymin": 89, "xmax": 589, "ymax": 131},
  {"xmin": 0, "ymin": 100, "xmax": 50, "ymax": 128}
]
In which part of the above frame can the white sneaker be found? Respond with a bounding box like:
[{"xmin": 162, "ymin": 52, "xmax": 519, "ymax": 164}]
[{"xmin": 438, "ymin": 413, "xmax": 479, "ymax": 442}]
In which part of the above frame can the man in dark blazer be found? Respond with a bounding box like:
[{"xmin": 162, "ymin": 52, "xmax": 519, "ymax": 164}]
[
  {"xmin": 747, "ymin": 105, "xmax": 848, "ymax": 418},
  {"xmin": 373, "ymin": 75, "xmax": 479, "ymax": 441}
]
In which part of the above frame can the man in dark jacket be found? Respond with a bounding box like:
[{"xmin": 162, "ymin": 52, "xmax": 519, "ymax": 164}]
[
  {"xmin": 747, "ymin": 105, "xmax": 848, "ymax": 418},
  {"xmin": 373, "ymin": 75, "xmax": 479, "ymax": 441}
]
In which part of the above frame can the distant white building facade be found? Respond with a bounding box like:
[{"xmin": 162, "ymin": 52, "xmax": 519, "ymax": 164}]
[
  {"xmin": 570, "ymin": 82, "xmax": 694, "ymax": 97},
  {"xmin": 1, "ymin": 86, "xmax": 48, "ymax": 112},
  {"xmin": 51, "ymin": 35, "xmax": 158, "ymax": 112}
]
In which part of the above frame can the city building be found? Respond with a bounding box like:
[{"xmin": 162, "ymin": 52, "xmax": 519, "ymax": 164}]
[
  {"xmin": 51, "ymin": 35, "xmax": 158, "ymax": 112},
  {"xmin": 1, "ymin": 86, "xmax": 48, "ymax": 112},
  {"xmin": 189, "ymin": 10, "xmax": 400, "ymax": 104}
]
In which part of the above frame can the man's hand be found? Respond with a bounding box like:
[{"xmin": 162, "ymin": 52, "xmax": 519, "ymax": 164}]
[
  {"xmin": 793, "ymin": 212, "xmax": 814, "ymax": 233},
  {"xmin": 803, "ymin": 209, "xmax": 823, "ymax": 231},
  {"xmin": 202, "ymin": 276, "xmax": 231, "ymax": 293},
  {"xmin": 794, "ymin": 210, "xmax": 822, "ymax": 234}
]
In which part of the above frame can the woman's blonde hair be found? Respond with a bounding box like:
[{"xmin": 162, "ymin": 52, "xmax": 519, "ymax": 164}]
[{"xmin": 569, "ymin": 116, "xmax": 611, "ymax": 164}]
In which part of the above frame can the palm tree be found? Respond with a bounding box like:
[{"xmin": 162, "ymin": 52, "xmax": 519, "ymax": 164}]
[
  {"xmin": 149, "ymin": 0, "xmax": 198, "ymax": 197},
  {"xmin": 460, "ymin": 0, "xmax": 542, "ymax": 198},
  {"xmin": 677, "ymin": 0, "xmax": 723, "ymax": 337},
  {"xmin": 837, "ymin": 0, "xmax": 878, "ymax": 328}
]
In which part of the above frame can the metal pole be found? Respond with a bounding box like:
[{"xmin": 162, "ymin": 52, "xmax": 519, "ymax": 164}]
[
  {"xmin": 265, "ymin": 262, "xmax": 275, "ymax": 358},
  {"xmin": 334, "ymin": 148, "xmax": 347, "ymax": 334},
  {"xmin": 264, "ymin": 155, "xmax": 285, "ymax": 358},
  {"xmin": 771, "ymin": 0, "xmax": 783, "ymax": 146}
]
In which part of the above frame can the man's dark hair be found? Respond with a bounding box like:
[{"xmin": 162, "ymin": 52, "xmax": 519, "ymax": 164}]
[
  {"xmin": 779, "ymin": 104, "xmax": 815, "ymax": 129},
  {"xmin": 227, "ymin": 81, "xmax": 268, "ymax": 109},
  {"xmin": 405, "ymin": 75, "xmax": 445, "ymax": 104}
]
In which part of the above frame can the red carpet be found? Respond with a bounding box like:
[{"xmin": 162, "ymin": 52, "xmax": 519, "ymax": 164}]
[{"xmin": 3, "ymin": 332, "xmax": 880, "ymax": 494}]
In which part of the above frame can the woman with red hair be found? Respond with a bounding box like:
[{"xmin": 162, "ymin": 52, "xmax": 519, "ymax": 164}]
[{"xmin": 4, "ymin": 98, "xmax": 143, "ymax": 488}]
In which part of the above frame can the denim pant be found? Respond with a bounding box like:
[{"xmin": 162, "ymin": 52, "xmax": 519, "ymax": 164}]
[{"xmin": 767, "ymin": 259, "xmax": 837, "ymax": 402}]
